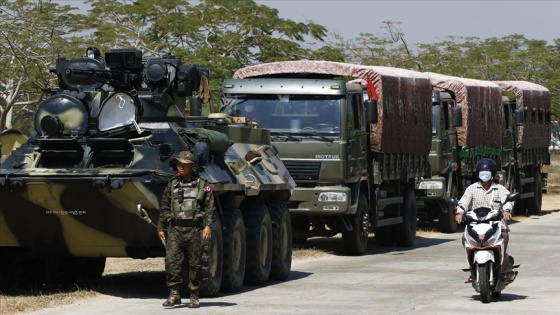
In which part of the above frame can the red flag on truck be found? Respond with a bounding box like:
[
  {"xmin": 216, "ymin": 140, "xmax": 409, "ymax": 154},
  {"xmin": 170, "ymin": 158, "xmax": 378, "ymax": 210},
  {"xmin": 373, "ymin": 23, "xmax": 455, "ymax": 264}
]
[{"xmin": 366, "ymin": 75, "xmax": 379, "ymax": 101}]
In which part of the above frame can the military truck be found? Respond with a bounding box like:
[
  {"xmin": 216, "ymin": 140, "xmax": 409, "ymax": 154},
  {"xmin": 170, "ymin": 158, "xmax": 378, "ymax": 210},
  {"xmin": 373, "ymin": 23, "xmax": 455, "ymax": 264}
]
[
  {"xmin": 493, "ymin": 81, "xmax": 550, "ymax": 215},
  {"xmin": 222, "ymin": 61, "xmax": 433, "ymax": 255},
  {"xmin": 0, "ymin": 48, "xmax": 295, "ymax": 295},
  {"xmin": 415, "ymin": 74, "xmax": 550, "ymax": 232}
]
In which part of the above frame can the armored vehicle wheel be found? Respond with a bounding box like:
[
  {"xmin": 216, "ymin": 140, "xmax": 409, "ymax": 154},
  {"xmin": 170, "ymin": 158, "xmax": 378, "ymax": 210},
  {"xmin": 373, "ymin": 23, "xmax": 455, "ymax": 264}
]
[
  {"xmin": 438, "ymin": 182, "xmax": 458, "ymax": 233},
  {"xmin": 394, "ymin": 189, "xmax": 417, "ymax": 247},
  {"xmin": 527, "ymin": 171, "xmax": 542, "ymax": 215},
  {"xmin": 342, "ymin": 193, "xmax": 369, "ymax": 256},
  {"xmin": 243, "ymin": 197, "xmax": 272, "ymax": 285},
  {"xmin": 269, "ymin": 201, "xmax": 292, "ymax": 280},
  {"xmin": 221, "ymin": 206, "xmax": 246, "ymax": 292},
  {"xmin": 200, "ymin": 216, "xmax": 223, "ymax": 297}
]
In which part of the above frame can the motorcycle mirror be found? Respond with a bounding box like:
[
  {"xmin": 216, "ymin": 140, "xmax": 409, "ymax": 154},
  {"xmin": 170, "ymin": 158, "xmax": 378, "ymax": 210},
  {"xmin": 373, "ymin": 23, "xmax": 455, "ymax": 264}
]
[
  {"xmin": 504, "ymin": 192, "xmax": 520, "ymax": 203},
  {"xmin": 443, "ymin": 197, "xmax": 458, "ymax": 206}
]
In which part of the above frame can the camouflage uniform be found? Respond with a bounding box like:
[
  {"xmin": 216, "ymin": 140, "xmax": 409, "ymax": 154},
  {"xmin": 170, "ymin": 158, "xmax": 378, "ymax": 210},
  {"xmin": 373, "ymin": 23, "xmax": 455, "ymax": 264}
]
[{"xmin": 158, "ymin": 151, "xmax": 215, "ymax": 307}]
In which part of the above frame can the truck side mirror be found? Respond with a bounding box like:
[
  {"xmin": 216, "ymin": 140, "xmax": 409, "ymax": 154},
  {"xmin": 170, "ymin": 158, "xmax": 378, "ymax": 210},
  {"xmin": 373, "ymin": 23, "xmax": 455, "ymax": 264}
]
[
  {"xmin": 452, "ymin": 107, "xmax": 462, "ymax": 127},
  {"xmin": 515, "ymin": 108, "xmax": 525, "ymax": 126},
  {"xmin": 365, "ymin": 99, "xmax": 378, "ymax": 124}
]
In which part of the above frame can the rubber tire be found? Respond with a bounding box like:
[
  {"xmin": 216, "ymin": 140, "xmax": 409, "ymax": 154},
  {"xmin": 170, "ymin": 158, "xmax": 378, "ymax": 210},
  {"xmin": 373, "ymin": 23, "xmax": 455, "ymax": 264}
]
[
  {"xmin": 269, "ymin": 201, "xmax": 292, "ymax": 280},
  {"xmin": 438, "ymin": 183, "xmax": 458, "ymax": 233},
  {"xmin": 342, "ymin": 194, "xmax": 369, "ymax": 256},
  {"xmin": 243, "ymin": 198, "xmax": 273, "ymax": 285},
  {"xmin": 221, "ymin": 206, "xmax": 246, "ymax": 292},
  {"xmin": 527, "ymin": 171, "xmax": 542, "ymax": 215},
  {"xmin": 477, "ymin": 263, "xmax": 492, "ymax": 303},
  {"xmin": 200, "ymin": 216, "xmax": 223, "ymax": 298},
  {"xmin": 395, "ymin": 189, "xmax": 417, "ymax": 247}
]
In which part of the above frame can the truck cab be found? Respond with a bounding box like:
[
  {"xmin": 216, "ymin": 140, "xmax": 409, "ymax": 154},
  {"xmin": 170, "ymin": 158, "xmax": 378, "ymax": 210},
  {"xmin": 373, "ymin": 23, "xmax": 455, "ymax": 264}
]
[{"xmin": 221, "ymin": 78, "xmax": 372, "ymax": 254}]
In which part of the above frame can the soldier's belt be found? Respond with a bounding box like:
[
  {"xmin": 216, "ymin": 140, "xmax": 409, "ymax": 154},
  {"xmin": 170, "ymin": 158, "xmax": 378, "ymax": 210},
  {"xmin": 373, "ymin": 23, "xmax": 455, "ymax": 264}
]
[{"xmin": 172, "ymin": 219, "xmax": 198, "ymax": 227}]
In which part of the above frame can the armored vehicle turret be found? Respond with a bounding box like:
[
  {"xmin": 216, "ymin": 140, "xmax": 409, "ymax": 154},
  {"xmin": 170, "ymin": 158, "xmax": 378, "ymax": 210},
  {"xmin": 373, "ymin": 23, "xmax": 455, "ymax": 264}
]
[{"xmin": 0, "ymin": 48, "xmax": 295, "ymax": 296}]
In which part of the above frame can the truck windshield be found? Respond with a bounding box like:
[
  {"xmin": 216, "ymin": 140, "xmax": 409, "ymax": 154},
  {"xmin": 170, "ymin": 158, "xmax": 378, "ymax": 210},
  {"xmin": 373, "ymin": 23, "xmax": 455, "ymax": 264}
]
[{"xmin": 221, "ymin": 94, "xmax": 342, "ymax": 137}]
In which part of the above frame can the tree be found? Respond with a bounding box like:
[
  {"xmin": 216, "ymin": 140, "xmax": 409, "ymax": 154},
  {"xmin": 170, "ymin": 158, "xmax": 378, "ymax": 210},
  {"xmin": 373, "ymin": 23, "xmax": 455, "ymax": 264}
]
[
  {"xmin": 0, "ymin": 0, "xmax": 86, "ymax": 132},
  {"xmin": 84, "ymin": 0, "xmax": 329, "ymax": 90}
]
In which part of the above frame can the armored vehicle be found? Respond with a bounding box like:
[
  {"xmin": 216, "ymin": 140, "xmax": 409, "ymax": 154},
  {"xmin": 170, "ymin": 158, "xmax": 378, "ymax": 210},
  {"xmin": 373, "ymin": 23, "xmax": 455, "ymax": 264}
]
[
  {"xmin": 0, "ymin": 48, "xmax": 295, "ymax": 295},
  {"xmin": 224, "ymin": 61, "xmax": 433, "ymax": 255}
]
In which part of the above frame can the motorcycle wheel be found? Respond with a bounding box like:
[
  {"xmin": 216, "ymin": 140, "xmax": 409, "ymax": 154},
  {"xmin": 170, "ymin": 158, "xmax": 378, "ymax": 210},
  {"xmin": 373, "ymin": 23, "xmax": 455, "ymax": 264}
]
[{"xmin": 477, "ymin": 264, "xmax": 492, "ymax": 303}]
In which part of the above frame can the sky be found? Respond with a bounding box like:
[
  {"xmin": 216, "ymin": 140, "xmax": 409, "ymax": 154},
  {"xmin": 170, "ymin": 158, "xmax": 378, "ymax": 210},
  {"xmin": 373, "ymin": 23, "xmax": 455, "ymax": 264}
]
[
  {"xmin": 55, "ymin": 0, "xmax": 560, "ymax": 45},
  {"xmin": 258, "ymin": 0, "xmax": 560, "ymax": 45}
]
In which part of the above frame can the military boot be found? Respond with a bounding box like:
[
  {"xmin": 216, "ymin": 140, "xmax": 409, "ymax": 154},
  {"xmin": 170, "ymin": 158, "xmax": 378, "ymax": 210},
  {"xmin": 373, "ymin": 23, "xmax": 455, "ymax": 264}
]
[
  {"xmin": 162, "ymin": 288, "xmax": 181, "ymax": 307},
  {"xmin": 188, "ymin": 293, "xmax": 200, "ymax": 308}
]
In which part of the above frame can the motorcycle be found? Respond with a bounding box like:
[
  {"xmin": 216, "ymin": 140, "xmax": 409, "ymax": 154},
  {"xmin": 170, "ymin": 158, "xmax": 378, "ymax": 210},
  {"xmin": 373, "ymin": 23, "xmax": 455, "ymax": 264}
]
[{"xmin": 447, "ymin": 192, "xmax": 520, "ymax": 303}]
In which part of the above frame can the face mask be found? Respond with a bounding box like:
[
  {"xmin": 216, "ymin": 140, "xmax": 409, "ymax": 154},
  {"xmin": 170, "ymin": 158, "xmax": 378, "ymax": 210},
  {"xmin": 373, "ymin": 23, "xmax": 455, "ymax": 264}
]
[{"xmin": 479, "ymin": 171, "xmax": 492, "ymax": 182}]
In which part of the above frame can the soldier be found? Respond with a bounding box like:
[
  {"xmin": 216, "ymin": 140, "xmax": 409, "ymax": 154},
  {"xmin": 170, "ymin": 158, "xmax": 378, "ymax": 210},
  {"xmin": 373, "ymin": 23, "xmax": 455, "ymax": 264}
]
[{"xmin": 157, "ymin": 151, "xmax": 216, "ymax": 308}]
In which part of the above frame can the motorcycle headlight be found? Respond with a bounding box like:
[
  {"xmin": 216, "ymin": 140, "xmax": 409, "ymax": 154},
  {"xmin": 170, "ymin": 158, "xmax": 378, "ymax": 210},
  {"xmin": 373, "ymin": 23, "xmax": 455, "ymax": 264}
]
[{"xmin": 318, "ymin": 192, "xmax": 347, "ymax": 202}]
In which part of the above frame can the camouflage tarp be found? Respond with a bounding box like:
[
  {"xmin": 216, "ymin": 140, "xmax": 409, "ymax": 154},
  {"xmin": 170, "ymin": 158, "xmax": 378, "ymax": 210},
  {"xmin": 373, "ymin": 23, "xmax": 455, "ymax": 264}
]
[
  {"xmin": 233, "ymin": 61, "xmax": 432, "ymax": 155},
  {"xmin": 494, "ymin": 81, "xmax": 551, "ymax": 150},
  {"xmin": 425, "ymin": 72, "xmax": 503, "ymax": 148}
]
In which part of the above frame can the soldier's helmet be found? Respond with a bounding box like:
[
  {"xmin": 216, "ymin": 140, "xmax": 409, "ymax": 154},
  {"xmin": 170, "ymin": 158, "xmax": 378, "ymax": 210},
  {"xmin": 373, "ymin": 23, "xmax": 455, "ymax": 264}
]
[{"xmin": 172, "ymin": 151, "xmax": 196, "ymax": 165}]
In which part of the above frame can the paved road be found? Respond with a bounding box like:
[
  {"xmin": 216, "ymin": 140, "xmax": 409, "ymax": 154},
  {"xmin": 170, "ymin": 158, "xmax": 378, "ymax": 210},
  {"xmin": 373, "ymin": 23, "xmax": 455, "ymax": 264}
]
[{"xmin": 28, "ymin": 208, "xmax": 560, "ymax": 315}]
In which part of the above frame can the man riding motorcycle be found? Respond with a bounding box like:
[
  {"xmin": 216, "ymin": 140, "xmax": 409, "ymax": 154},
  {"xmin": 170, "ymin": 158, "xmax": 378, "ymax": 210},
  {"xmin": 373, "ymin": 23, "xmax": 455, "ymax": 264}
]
[{"xmin": 454, "ymin": 158, "xmax": 516, "ymax": 280}]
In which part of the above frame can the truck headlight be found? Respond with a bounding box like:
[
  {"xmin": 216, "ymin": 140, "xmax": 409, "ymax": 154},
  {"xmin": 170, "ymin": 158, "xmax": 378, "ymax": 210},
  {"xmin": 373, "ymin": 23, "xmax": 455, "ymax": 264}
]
[
  {"xmin": 418, "ymin": 181, "xmax": 443, "ymax": 189},
  {"xmin": 318, "ymin": 192, "xmax": 347, "ymax": 202}
]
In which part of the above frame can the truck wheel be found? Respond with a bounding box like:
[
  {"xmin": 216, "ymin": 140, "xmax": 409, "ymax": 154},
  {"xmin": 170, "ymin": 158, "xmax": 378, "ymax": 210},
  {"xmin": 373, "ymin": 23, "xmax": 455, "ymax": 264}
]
[
  {"xmin": 395, "ymin": 189, "xmax": 417, "ymax": 247},
  {"xmin": 243, "ymin": 198, "xmax": 272, "ymax": 285},
  {"xmin": 200, "ymin": 216, "xmax": 223, "ymax": 297},
  {"xmin": 342, "ymin": 193, "xmax": 369, "ymax": 255},
  {"xmin": 221, "ymin": 206, "xmax": 246, "ymax": 292},
  {"xmin": 527, "ymin": 171, "xmax": 542, "ymax": 215},
  {"xmin": 438, "ymin": 183, "xmax": 458, "ymax": 233},
  {"xmin": 269, "ymin": 201, "xmax": 292, "ymax": 280}
]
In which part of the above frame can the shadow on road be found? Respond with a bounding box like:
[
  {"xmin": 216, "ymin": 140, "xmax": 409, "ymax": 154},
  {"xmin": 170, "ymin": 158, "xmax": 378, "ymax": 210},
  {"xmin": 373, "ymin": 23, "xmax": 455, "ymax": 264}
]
[
  {"xmin": 469, "ymin": 292, "xmax": 529, "ymax": 303},
  {"xmin": 295, "ymin": 233, "xmax": 455, "ymax": 257}
]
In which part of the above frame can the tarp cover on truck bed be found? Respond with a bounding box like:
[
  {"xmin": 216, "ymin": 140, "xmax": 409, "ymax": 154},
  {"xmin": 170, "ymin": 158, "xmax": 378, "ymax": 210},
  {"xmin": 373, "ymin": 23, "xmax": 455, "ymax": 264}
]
[
  {"xmin": 233, "ymin": 61, "xmax": 432, "ymax": 155},
  {"xmin": 494, "ymin": 81, "xmax": 551, "ymax": 150},
  {"xmin": 425, "ymin": 72, "xmax": 503, "ymax": 148}
]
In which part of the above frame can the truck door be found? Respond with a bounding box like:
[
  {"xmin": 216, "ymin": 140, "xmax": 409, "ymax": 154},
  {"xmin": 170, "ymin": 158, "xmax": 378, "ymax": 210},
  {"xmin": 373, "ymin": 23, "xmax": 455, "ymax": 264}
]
[{"xmin": 346, "ymin": 93, "xmax": 368, "ymax": 182}]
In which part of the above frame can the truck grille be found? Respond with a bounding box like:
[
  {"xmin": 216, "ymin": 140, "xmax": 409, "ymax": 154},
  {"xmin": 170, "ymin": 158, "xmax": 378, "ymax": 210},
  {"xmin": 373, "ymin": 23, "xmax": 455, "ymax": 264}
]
[{"xmin": 283, "ymin": 161, "xmax": 321, "ymax": 181}]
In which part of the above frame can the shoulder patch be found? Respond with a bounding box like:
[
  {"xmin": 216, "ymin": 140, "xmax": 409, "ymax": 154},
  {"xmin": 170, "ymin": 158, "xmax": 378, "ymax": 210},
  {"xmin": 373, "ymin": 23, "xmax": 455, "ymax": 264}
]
[{"xmin": 204, "ymin": 183, "xmax": 211, "ymax": 192}]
